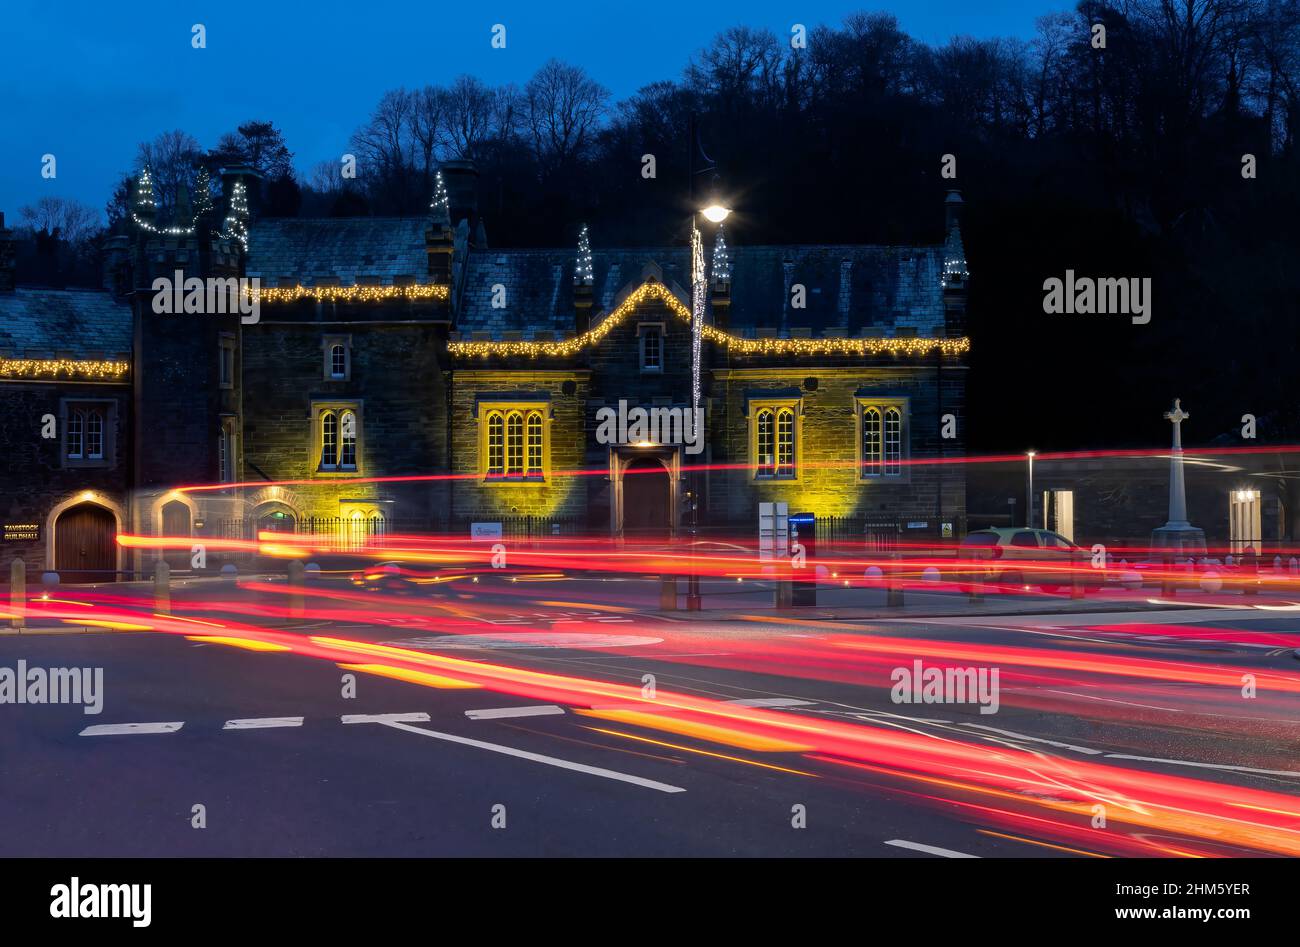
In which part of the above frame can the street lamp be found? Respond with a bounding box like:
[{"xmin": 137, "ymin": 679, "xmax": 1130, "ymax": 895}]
[
  {"xmin": 700, "ymin": 203, "xmax": 730, "ymax": 224},
  {"xmin": 1025, "ymin": 450, "xmax": 1036, "ymax": 529}
]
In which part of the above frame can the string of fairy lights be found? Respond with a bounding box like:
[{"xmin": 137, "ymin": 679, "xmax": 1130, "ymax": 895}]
[
  {"xmin": 0, "ymin": 359, "xmax": 130, "ymax": 380},
  {"xmin": 446, "ymin": 281, "xmax": 970, "ymax": 359},
  {"xmin": 131, "ymin": 165, "xmax": 248, "ymax": 247},
  {"xmin": 257, "ymin": 283, "xmax": 450, "ymax": 303}
]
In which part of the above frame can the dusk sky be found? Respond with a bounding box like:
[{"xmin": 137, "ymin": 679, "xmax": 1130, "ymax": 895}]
[{"xmin": 0, "ymin": 0, "xmax": 1061, "ymax": 220}]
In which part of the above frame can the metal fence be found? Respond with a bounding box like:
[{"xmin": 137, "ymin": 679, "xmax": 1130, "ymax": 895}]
[{"xmin": 817, "ymin": 515, "xmax": 901, "ymax": 553}]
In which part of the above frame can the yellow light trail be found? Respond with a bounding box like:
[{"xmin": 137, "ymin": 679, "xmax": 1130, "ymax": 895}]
[{"xmin": 583, "ymin": 726, "xmax": 819, "ymax": 776}]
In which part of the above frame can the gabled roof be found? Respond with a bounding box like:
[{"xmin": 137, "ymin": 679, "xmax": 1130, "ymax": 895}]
[
  {"xmin": 457, "ymin": 245, "xmax": 947, "ymax": 339},
  {"xmin": 0, "ymin": 288, "xmax": 132, "ymax": 358},
  {"xmin": 246, "ymin": 218, "xmax": 431, "ymax": 287}
]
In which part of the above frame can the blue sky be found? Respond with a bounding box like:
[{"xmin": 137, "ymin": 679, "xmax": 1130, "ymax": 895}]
[{"xmin": 0, "ymin": 0, "xmax": 1063, "ymax": 221}]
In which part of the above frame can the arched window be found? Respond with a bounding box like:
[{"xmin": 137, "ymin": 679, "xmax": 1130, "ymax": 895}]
[
  {"xmin": 486, "ymin": 412, "xmax": 504, "ymax": 476},
  {"xmin": 776, "ymin": 408, "xmax": 795, "ymax": 477},
  {"xmin": 756, "ymin": 408, "xmax": 775, "ymax": 477},
  {"xmin": 484, "ymin": 408, "xmax": 545, "ymax": 479},
  {"xmin": 526, "ymin": 411, "xmax": 544, "ymax": 474},
  {"xmin": 862, "ymin": 407, "xmax": 882, "ymax": 475},
  {"xmin": 884, "ymin": 407, "xmax": 902, "ymax": 474},
  {"xmin": 506, "ymin": 412, "xmax": 524, "ymax": 475},
  {"xmin": 340, "ymin": 410, "xmax": 357, "ymax": 469},
  {"xmin": 321, "ymin": 411, "xmax": 337, "ymax": 468}
]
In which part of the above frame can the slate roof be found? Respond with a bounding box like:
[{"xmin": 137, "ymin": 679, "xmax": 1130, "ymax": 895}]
[
  {"xmin": 0, "ymin": 288, "xmax": 132, "ymax": 358},
  {"xmin": 457, "ymin": 245, "xmax": 947, "ymax": 339},
  {"xmin": 246, "ymin": 218, "xmax": 431, "ymax": 287}
]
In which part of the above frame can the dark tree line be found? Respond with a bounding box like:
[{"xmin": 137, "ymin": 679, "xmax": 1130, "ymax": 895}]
[{"xmin": 14, "ymin": 2, "xmax": 1300, "ymax": 450}]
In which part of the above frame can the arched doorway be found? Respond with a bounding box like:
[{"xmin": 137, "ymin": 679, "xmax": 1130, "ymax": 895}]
[
  {"xmin": 55, "ymin": 503, "xmax": 117, "ymax": 583},
  {"xmin": 622, "ymin": 457, "xmax": 672, "ymax": 538},
  {"xmin": 255, "ymin": 506, "xmax": 297, "ymax": 536},
  {"xmin": 161, "ymin": 499, "xmax": 192, "ymax": 570}
]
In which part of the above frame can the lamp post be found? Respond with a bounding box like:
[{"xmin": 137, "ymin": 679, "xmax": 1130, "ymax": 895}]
[
  {"xmin": 683, "ymin": 114, "xmax": 729, "ymax": 611},
  {"xmin": 685, "ymin": 203, "xmax": 729, "ymax": 610},
  {"xmin": 1025, "ymin": 450, "xmax": 1036, "ymax": 529}
]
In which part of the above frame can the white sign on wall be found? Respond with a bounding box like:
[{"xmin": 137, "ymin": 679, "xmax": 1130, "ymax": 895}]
[{"xmin": 470, "ymin": 522, "xmax": 503, "ymax": 541}]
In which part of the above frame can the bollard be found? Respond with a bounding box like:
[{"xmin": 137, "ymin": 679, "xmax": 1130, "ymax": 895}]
[
  {"xmin": 887, "ymin": 552, "xmax": 904, "ymax": 607},
  {"xmin": 288, "ymin": 560, "xmax": 305, "ymax": 619},
  {"xmin": 659, "ymin": 574, "xmax": 678, "ymax": 611},
  {"xmin": 1160, "ymin": 552, "xmax": 1175, "ymax": 598},
  {"xmin": 775, "ymin": 577, "xmax": 793, "ymax": 609},
  {"xmin": 153, "ymin": 560, "xmax": 171, "ymax": 615},
  {"xmin": 10, "ymin": 558, "xmax": 25, "ymax": 629}
]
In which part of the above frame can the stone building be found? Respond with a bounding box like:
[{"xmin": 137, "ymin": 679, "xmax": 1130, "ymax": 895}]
[
  {"xmin": 0, "ymin": 212, "xmax": 134, "ymax": 581},
  {"xmin": 0, "ymin": 164, "xmax": 972, "ymax": 580}
]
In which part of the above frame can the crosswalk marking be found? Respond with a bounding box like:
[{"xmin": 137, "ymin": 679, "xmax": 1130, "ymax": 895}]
[
  {"xmin": 341, "ymin": 712, "xmax": 431, "ymax": 724},
  {"xmin": 223, "ymin": 716, "xmax": 305, "ymax": 730},
  {"xmin": 80, "ymin": 722, "xmax": 184, "ymax": 736},
  {"xmin": 465, "ymin": 705, "xmax": 566, "ymax": 720},
  {"xmin": 885, "ymin": 839, "xmax": 980, "ymax": 858}
]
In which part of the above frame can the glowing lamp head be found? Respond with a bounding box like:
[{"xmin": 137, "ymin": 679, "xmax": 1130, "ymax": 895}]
[
  {"xmin": 80, "ymin": 491, "xmax": 95, "ymax": 501},
  {"xmin": 700, "ymin": 204, "xmax": 730, "ymax": 224}
]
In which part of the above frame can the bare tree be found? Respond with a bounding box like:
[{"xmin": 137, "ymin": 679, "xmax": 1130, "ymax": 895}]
[
  {"xmin": 522, "ymin": 60, "xmax": 610, "ymax": 175},
  {"xmin": 351, "ymin": 88, "xmax": 415, "ymax": 211},
  {"xmin": 19, "ymin": 197, "xmax": 100, "ymax": 244},
  {"xmin": 135, "ymin": 130, "xmax": 203, "ymax": 219},
  {"xmin": 443, "ymin": 75, "xmax": 498, "ymax": 160},
  {"xmin": 410, "ymin": 85, "xmax": 449, "ymax": 196}
]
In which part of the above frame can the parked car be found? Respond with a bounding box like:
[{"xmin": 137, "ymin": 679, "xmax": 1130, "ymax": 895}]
[{"xmin": 956, "ymin": 527, "xmax": 1101, "ymax": 593}]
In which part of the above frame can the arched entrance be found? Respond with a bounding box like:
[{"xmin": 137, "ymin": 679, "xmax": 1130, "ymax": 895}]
[
  {"xmin": 161, "ymin": 499, "xmax": 192, "ymax": 570},
  {"xmin": 622, "ymin": 457, "xmax": 672, "ymax": 538},
  {"xmin": 255, "ymin": 505, "xmax": 297, "ymax": 536},
  {"xmin": 55, "ymin": 503, "xmax": 117, "ymax": 583}
]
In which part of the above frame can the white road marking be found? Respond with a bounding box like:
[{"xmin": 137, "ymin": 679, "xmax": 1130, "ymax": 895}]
[
  {"xmin": 374, "ymin": 719, "xmax": 686, "ymax": 793},
  {"xmin": 961, "ymin": 723, "xmax": 1104, "ymax": 755},
  {"xmin": 223, "ymin": 716, "xmax": 305, "ymax": 730},
  {"xmin": 885, "ymin": 839, "xmax": 980, "ymax": 858},
  {"xmin": 341, "ymin": 712, "xmax": 431, "ymax": 724},
  {"xmin": 80, "ymin": 722, "xmax": 184, "ymax": 736},
  {"xmin": 723, "ymin": 697, "xmax": 815, "ymax": 708},
  {"xmin": 1103, "ymin": 754, "xmax": 1300, "ymax": 778},
  {"xmin": 464, "ymin": 705, "xmax": 566, "ymax": 720}
]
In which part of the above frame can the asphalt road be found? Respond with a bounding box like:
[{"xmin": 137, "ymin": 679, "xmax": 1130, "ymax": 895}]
[{"xmin": 4, "ymin": 574, "xmax": 1300, "ymax": 857}]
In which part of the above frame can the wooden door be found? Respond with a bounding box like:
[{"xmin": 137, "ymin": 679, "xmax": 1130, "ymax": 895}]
[{"xmin": 56, "ymin": 503, "xmax": 116, "ymax": 583}]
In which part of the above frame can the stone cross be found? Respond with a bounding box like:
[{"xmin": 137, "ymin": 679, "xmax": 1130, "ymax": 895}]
[
  {"xmin": 1163, "ymin": 398, "xmax": 1190, "ymax": 525},
  {"xmin": 1163, "ymin": 398, "xmax": 1189, "ymax": 451}
]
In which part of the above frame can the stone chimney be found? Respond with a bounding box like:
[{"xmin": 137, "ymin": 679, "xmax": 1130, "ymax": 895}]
[
  {"xmin": 709, "ymin": 225, "xmax": 732, "ymax": 331},
  {"xmin": 944, "ymin": 189, "xmax": 964, "ymax": 233},
  {"xmin": 440, "ymin": 160, "xmax": 479, "ymax": 234},
  {"xmin": 574, "ymin": 224, "xmax": 594, "ymax": 334},
  {"xmin": 219, "ymin": 165, "xmax": 263, "ymax": 226},
  {"xmin": 0, "ymin": 212, "xmax": 14, "ymax": 293},
  {"xmin": 426, "ymin": 170, "xmax": 453, "ymax": 284},
  {"xmin": 941, "ymin": 190, "xmax": 968, "ymax": 336},
  {"xmin": 102, "ymin": 229, "xmax": 132, "ymax": 298}
]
